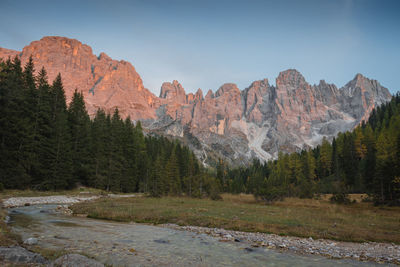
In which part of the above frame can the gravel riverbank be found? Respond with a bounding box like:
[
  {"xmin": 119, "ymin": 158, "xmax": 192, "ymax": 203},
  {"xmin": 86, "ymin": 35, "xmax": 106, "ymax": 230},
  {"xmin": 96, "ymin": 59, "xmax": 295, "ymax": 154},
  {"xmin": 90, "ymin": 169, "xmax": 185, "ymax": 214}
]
[
  {"xmin": 162, "ymin": 224, "xmax": 400, "ymax": 265},
  {"xmin": 2, "ymin": 195, "xmax": 101, "ymax": 208},
  {"xmin": 2, "ymin": 194, "xmax": 141, "ymax": 208}
]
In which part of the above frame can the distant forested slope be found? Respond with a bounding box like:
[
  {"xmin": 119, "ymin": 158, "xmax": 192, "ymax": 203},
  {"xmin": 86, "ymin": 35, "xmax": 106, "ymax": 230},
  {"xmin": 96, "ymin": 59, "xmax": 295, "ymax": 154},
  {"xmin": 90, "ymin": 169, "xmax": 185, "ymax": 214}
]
[{"xmin": 217, "ymin": 94, "xmax": 400, "ymax": 205}]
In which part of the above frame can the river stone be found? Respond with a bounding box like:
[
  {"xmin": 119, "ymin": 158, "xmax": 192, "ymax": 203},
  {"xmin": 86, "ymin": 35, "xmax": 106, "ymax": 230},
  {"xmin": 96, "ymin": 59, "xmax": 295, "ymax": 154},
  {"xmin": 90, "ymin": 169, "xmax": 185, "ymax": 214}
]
[
  {"xmin": 245, "ymin": 247, "xmax": 254, "ymax": 252},
  {"xmin": 3, "ymin": 215, "xmax": 10, "ymax": 223},
  {"xmin": 51, "ymin": 254, "xmax": 104, "ymax": 267},
  {"xmin": 0, "ymin": 246, "xmax": 48, "ymax": 264},
  {"xmin": 154, "ymin": 239, "xmax": 170, "ymax": 244},
  {"xmin": 23, "ymin": 237, "xmax": 38, "ymax": 245}
]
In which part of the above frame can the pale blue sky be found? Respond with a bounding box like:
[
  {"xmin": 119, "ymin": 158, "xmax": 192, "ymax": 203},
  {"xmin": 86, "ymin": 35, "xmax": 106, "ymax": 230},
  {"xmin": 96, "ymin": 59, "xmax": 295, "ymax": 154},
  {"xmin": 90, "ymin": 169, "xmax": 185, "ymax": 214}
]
[{"xmin": 0, "ymin": 0, "xmax": 399, "ymax": 94}]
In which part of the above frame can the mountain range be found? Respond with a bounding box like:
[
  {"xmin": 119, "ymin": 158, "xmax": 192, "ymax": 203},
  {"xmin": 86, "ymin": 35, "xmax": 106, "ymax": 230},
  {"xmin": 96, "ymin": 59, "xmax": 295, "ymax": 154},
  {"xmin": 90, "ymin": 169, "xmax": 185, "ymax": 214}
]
[{"xmin": 0, "ymin": 36, "xmax": 392, "ymax": 165}]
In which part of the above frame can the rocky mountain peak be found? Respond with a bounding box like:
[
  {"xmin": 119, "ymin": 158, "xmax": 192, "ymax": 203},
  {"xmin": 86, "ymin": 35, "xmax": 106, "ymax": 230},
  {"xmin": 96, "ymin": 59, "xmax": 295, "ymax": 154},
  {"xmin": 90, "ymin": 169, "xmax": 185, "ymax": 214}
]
[
  {"xmin": 343, "ymin": 73, "xmax": 391, "ymax": 98},
  {"xmin": 249, "ymin": 78, "xmax": 269, "ymax": 89},
  {"xmin": 159, "ymin": 80, "xmax": 187, "ymax": 104},
  {"xmin": 276, "ymin": 69, "xmax": 307, "ymax": 89},
  {"xmin": 98, "ymin": 52, "xmax": 112, "ymax": 61},
  {"xmin": 340, "ymin": 73, "xmax": 391, "ymax": 121},
  {"xmin": 1, "ymin": 36, "xmax": 159, "ymax": 120},
  {"xmin": 345, "ymin": 73, "xmax": 369, "ymax": 89},
  {"xmin": 318, "ymin": 79, "xmax": 328, "ymax": 86},
  {"xmin": 205, "ymin": 89, "xmax": 214, "ymax": 99},
  {"xmin": 23, "ymin": 36, "xmax": 93, "ymax": 58},
  {"xmin": 194, "ymin": 88, "xmax": 204, "ymax": 101},
  {"xmin": 0, "ymin": 47, "xmax": 20, "ymax": 59},
  {"xmin": 215, "ymin": 83, "xmax": 240, "ymax": 97}
]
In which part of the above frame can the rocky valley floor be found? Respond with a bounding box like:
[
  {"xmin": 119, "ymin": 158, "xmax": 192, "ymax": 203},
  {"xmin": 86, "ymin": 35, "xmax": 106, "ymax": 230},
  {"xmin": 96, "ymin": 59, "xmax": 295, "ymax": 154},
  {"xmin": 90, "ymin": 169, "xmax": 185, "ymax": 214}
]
[{"xmin": 0, "ymin": 194, "xmax": 399, "ymax": 266}]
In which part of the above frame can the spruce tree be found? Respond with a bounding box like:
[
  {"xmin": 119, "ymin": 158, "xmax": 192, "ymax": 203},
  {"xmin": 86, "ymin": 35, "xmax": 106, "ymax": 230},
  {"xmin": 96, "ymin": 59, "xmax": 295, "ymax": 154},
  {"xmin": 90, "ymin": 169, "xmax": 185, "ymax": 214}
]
[
  {"xmin": 22, "ymin": 56, "xmax": 40, "ymax": 180},
  {"xmin": 68, "ymin": 89, "xmax": 91, "ymax": 185},
  {"xmin": 166, "ymin": 146, "xmax": 181, "ymax": 195},
  {"xmin": 34, "ymin": 67, "xmax": 53, "ymax": 187},
  {"xmin": 44, "ymin": 74, "xmax": 73, "ymax": 189},
  {"xmin": 90, "ymin": 109, "xmax": 108, "ymax": 188}
]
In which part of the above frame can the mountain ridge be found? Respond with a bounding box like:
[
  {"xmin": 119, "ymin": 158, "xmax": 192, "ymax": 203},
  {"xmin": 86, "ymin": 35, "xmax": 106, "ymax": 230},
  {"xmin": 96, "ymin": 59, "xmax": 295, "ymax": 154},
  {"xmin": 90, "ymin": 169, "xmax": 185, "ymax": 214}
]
[{"xmin": 0, "ymin": 36, "xmax": 392, "ymax": 165}]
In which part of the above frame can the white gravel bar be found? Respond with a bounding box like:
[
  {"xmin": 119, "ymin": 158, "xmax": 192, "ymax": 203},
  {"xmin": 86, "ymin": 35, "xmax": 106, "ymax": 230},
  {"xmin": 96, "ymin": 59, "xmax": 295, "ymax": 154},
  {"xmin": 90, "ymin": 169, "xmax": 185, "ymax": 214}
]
[{"xmin": 2, "ymin": 195, "xmax": 101, "ymax": 208}]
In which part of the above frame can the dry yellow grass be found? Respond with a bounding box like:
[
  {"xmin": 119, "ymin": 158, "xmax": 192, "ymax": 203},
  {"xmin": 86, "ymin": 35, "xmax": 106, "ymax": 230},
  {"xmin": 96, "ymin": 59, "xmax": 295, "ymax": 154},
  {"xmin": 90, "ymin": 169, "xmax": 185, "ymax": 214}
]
[{"xmin": 71, "ymin": 194, "xmax": 400, "ymax": 244}]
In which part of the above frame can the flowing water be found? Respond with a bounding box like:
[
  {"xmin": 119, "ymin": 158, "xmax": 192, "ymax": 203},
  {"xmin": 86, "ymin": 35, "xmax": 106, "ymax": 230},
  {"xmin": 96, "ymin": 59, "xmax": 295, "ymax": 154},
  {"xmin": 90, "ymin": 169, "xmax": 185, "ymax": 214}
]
[{"xmin": 8, "ymin": 205, "xmax": 379, "ymax": 267}]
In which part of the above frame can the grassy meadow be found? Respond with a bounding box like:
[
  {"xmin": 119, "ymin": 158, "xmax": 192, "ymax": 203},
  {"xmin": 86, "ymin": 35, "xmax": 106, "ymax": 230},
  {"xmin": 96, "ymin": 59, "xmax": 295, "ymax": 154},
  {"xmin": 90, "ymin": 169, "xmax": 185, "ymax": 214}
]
[{"xmin": 71, "ymin": 193, "xmax": 400, "ymax": 244}]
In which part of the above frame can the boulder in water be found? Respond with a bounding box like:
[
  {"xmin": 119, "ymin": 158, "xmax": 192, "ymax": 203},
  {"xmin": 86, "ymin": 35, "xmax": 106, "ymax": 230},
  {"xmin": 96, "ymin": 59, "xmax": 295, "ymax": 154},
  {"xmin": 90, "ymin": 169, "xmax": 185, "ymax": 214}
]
[
  {"xmin": 23, "ymin": 237, "xmax": 38, "ymax": 245},
  {"xmin": 0, "ymin": 246, "xmax": 48, "ymax": 264}
]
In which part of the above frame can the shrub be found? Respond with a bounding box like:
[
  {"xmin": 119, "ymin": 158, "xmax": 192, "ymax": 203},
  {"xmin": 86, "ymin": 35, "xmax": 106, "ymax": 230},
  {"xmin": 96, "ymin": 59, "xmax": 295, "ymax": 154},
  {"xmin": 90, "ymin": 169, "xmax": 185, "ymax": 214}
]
[
  {"xmin": 361, "ymin": 194, "xmax": 373, "ymax": 202},
  {"xmin": 210, "ymin": 191, "xmax": 222, "ymax": 201},
  {"xmin": 256, "ymin": 185, "xmax": 285, "ymax": 204},
  {"xmin": 330, "ymin": 193, "xmax": 351, "ymax": 204}
]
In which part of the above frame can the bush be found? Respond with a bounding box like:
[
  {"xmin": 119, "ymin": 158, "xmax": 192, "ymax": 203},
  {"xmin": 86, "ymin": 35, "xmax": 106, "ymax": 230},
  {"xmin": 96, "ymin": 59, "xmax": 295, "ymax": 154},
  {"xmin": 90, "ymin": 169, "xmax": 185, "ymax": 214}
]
[
  {"xmin": 361, "ymin": 194, "xmax": 373, "ymax": 202},
  {"xmin": 210, "ymin": 191, "xmax": 222, "ymax": 201},
  {"xmin": 206, "ymin": 176, "xmax": 222, "ymax": 201},
  {"xmin": 257, "ymin": 185, "xmax": 285, "ymax": 204},
  {"xmin": 298, "ymin": 178, "xmax": 315, "ymax": 199},
  {"xmin": 330, "ymin": 193, "xmax": 351, "ymax": 204}
]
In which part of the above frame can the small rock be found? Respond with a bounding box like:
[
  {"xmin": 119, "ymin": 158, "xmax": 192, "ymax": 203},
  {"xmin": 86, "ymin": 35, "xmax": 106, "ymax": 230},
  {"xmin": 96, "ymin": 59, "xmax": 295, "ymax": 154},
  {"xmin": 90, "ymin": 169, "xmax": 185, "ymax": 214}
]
[
  {"xmin": 23, "ymin": 237, "xmax": 38, "ymax": 245},
  {"xmin": 234, "ymin": 238, "xmax": 241, "ymax": 242},
  {"xmin": 245, "ymin": 247, "xmax": 254, "ymax": 252},
  {"xmin": 154, "ymin": 239, "xmax": 170, "ymax": 244},
  {"xmin": 51, "ymin": 254, "xmax": 104, "ymax": 267},
  {"xmin": 0, "ymin": 246, "xmax": 48, "ymax": 264},
  {"xmin": 4, "ymin": 215, "xmax": 11, "ymax": 223}
]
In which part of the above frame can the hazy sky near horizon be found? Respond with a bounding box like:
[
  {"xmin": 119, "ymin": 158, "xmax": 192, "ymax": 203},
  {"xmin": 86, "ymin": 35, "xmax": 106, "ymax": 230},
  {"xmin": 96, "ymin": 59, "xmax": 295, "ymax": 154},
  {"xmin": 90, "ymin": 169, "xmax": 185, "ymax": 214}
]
[{"xmin": 0, "ymin": 0, "xmax": 399, "ymax": 94}]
